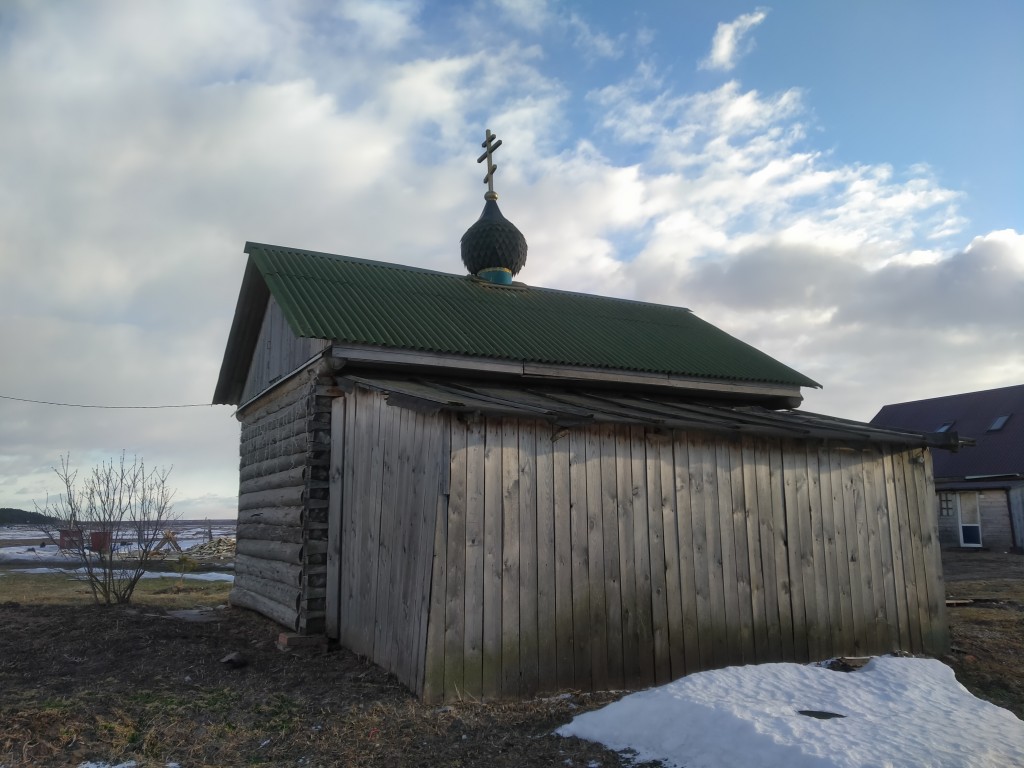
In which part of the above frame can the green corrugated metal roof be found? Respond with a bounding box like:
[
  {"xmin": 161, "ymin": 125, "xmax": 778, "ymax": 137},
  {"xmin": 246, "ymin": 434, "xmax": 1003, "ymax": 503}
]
[{"xmin": 243, "ymin": 242, "xmax": 819, "ymax": 389}]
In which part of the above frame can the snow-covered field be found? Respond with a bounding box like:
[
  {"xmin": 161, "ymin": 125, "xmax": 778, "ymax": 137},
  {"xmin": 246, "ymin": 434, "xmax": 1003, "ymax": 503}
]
[
  {"xmin": 558, "ymin": 656, "xmax": 1024, "ymax": 767},
  {"xmin": 0, "ymin": 521, "xmax": 236, "ymax": 581},
  {"xmin": 0, "ymin": 566, "xmax": 233, "ymax": 582},
  {"xmin": 0, "ymin": 520, "xmax": 235, "ymax": 547}
]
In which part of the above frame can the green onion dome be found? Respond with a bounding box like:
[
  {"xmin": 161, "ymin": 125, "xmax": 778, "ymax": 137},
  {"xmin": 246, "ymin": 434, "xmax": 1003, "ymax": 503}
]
[{"xmin": 460, "ymin": 194, "xmax": 528, "ymax": 279}]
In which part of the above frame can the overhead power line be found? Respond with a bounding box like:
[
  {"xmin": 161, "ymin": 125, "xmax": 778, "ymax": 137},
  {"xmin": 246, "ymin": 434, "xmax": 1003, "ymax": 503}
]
[{"xmin": 0, "ymin": 394, "xmax": 216, "ymax": 409}]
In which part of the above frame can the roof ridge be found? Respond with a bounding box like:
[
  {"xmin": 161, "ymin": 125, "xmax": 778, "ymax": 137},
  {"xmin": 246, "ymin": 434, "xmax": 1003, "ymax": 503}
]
[
  {"xmin": 881, "ymin": 383, "xmax": 1024, "ymax": 408},
  {"xmin": 244, "ymin": 241, "xmax": 693, "ymax": 312}
]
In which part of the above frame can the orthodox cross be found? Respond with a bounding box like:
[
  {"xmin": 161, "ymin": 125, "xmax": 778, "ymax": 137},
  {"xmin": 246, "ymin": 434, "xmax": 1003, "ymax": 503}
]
[{"xmin": 477, "ymin": 128, "xmax": 503, "ymax": 200}]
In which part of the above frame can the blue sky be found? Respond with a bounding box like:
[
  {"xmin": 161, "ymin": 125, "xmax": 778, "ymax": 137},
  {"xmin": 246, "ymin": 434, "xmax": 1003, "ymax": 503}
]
[{"xmin": 0, "ymin": 1, "xmax": 1021, "ymax": 517}]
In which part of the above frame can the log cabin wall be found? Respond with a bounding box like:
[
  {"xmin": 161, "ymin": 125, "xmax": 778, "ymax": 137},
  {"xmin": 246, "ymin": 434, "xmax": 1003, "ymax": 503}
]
[
  {"xmin": 420, "ymin": 415, "xmax": 948, "ymax": 701},
  {"xmin": 232, "ymin": 364, "xmax": 335, "ymax": 634}
]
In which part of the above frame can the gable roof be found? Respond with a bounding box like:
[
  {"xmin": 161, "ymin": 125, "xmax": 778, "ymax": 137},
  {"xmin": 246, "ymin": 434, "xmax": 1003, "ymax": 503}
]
[
  {"xmin": 870, "ymin": 384, "xmax": 1024, "ymax": 479},
  {"xmin": 214, "ymin": 242, "xmax": 819, "ymax": 405}
]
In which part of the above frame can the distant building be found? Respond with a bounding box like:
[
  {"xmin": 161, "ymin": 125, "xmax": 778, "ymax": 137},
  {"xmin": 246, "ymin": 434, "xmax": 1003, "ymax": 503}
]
[{"xmin": 872, "ymin": 384, "xmax": 1024, "ymax": 552}]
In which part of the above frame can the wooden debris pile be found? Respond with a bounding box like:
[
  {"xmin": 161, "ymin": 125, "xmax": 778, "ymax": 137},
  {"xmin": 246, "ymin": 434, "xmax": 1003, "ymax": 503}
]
[{"xmin": 186, "ymin": 536, "xmax": 236, "ymax": 560}]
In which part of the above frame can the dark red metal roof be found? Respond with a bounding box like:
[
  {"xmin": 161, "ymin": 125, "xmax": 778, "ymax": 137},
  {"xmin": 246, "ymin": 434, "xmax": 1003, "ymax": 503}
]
[{"xmin": 871, "ymin": 384, "xmax": 1024, "ymax": 480}]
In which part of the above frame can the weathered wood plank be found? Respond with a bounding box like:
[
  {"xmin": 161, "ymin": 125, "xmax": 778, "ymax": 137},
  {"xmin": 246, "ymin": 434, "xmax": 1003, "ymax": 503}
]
[
  {"xmin": 600, "ymin": 425, "xmax": 625, "ymax": 689},
  {"xmin": 902, "ymin": 450, "xmax": 936, "ymax": 653},
  {"xmin": 422, "ymin": 451, "xmax": 447, "ymax": 703},
  {"xmin": 235, "ymin": 553, "xmax": 302, "ymax": 587},
  {"xmin": 231, "ymin": 586, "xmax": 299, "ymax": 631},
  {"xmin": 411, "ymin": 414, "xmax": 449, "ymax": 696},
  {"xmin": 768, "ymin": 442, "xmax": 794, "ymax": 660},
  {"xmin": 238, "ymin": 486, "xmax": 304, "ymax": 511},
  {"xmin": 341, "ymin": 389, "xmax": 368, "ymax": 653},
  {"xmin": 551, "ymin": 429, "xmax": 575, "ymax": 689},
  {"xmin": 814, "ymin": 445, "xmax": 841, "ymax": 659},
  {"xmin": 714, "ymin": 440, "xmax": 741, "ymax": 665},
  {"xmin": 624, "ymin": 427, "xmax": 653, "ymax": 687},
  {"xmin": 881, "ymin": 446, "xmax": 912, "ymax": 652},
  {"xmin": 781, "ymin": 445, "xmax": 810, "ymax": 662},
  {"xmin": 338, "ymin": 390, "xmax": 360, "ymax": 650},
  {"xmin": 739, "ymin": 438, "xmax": 766, "ymax": 662},
  {"xmin": 238, "ymin": 507, "xmax": 303, "ymax": 528},
  {"xmin": 805, "ymin": 446, "xmax": 831, "ymax": 661},
  {"xmin": 674, "ymin": 432, "xmax": 700, "ymax": 674},
  {"xmin": 518, "ymin": 420, "xmax": 540, "ymax": 696},
  {"xmin": 893, "ymin": 448, "xmax": 923, "ymax": 651},
  {"xmin": 585, "ymin": 427, "xmax": 608, "ymax": 691},
  {"xmin": 391, "ymin": 410, "xmax": 428, "ymax": 682},
  {"xmin": 916, "ymin": 449, "xmax": 949, "ymax": 654},
  {"xmin": 239, "ymin": 452, "xmax": 313, "ymax": 483},
  {"xmin": 826, "ymin": 447, "xmax": 854, "ymax": 655},
  {"xmin": 687, "ymin": 433, "xmax": 714, "ymax": 670},
  {"xmin": 463, "ymin": 418, "xmax": 487, "ymax": 698},
  {"xmin": 444, "ymin": 419, "xmax": 468, "ymax": 699},
  {"xmin": 236, "ymin": 572, "xmax": 301, "ymax": 612},
  {"xmin": 861, "ymin": 448, "xmax": 890, "ymax": 653},
  {"xmin": 729, "ymin": 440, "xmax": 755, "ymax": 664},
  {"xmin": 419, "ymin": 421, "xmax": 450, "ymax": 699},
  {"xmin": 501, "ymin": 419, "xmax": 521, "ymax": 698},
  {"xmin": 372, "ymin": 401, "xmax": 402, "ymax": 665},
  {"xmin": 658, "ymin": 434, "xmax": 685, "ymax": 679},
  {"xmin": 569, "ymin": 428, "xmax": 592, "ymax": 690},
  {"xmin": 358, "ymin": 393, "xmax": 386, "ymax": 659},
  {"xmin": 753, "ymin": 438, "xmax": 781, "ymax": 660},
  {"xmin": 644, "ymin": 432, "xmax": 671, "ymax": 684},
  {"xmin": 840, "ymin": 449, "xmax": 868, "ymax": 654},
  {"xmin": 235, "ymin": 537, "xmax": 302, "ymax": 564},
  {"xmin": 236, "ymin": 522, "xmax": 303, "ymax": 544},
  {"xmin": 535, "ymin": 423, "xmax": 559, "ymax": 692},
  {"xmin": 613, "ymin": 426, "xmax": 639, "ymax": 688},
  {"xmin": 482, "ymin": 418, "xmax": 504, "ymax": 699},
  {"xmin": 239, "ymin": 466, "xmax": 307, "ymax": 496},
  {"xmin": 325, "ymin": 399, "xmax": 346, "ymax": 638},
  {"xmin": 702, "ymin": 437, "xmax": 728, "ymax": 668}
]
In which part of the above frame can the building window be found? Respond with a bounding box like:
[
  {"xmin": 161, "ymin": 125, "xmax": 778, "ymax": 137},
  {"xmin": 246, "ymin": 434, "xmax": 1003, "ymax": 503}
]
[
  {"xmin": 935, "ymin": 421, "xmax": 955, "ymax": 433},
  {"xmin": 938, "ymin": 492, "xmax": 956, "ymax": 517},
  {"xmin": 988, "ymin": 414, "xmax": 1011, "ymax": 431}
]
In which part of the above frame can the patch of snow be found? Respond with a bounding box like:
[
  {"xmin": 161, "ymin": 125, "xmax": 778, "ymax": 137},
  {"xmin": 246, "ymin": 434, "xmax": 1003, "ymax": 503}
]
[
  {"xmin": 7, "ymin": 566, "xmax": 233, "ymax": 582},
  {"xmin": 0, "ymin": 545, "xmax": 85, "ymax": 563},
  {"xmin": 557, "ymin": 657, "xmax": 1024, "ymax": 768}
]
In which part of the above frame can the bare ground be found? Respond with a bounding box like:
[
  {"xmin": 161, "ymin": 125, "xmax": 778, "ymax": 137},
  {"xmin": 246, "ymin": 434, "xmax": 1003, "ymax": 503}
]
[
  {"xmin": 0, "ymin": 577, "xmax": 644, "ymax": 768},
  {"xmin": 1, "ymin": 551, "xmax": 1022, "ymax": 767}
]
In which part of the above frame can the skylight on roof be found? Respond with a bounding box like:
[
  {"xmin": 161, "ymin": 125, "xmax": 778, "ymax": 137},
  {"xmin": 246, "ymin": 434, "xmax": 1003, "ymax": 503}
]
[
  {"xmin": 988, "ymin": 414, "xmax": 1011, "ymax": 432},
  {"xmin": 935, "ymin": 421, "xmax": 955, "ymax": 433}
]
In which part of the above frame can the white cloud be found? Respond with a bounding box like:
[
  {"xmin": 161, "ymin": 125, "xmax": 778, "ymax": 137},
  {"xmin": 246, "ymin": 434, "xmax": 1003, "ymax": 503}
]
[
  {"xmin": 700, "ymin": 9, "xmax": 768, "ymax": 72},
  {"xmin": 0, "ymin": 3, "xmax": 1018, "ymax": 516},
  {"xmin": 333, "ymin": 0, "xmax": 421, "ymax": 50},
  {"xmin": 567, "ymin": 13, "xmax": 622, "ymax": 60}
]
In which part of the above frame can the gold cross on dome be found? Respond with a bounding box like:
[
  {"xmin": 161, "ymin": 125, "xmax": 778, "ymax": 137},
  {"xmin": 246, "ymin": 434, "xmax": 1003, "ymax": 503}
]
[{"xmin": 476, "ymin": 128, "xmax": 503, "ymax": 199}]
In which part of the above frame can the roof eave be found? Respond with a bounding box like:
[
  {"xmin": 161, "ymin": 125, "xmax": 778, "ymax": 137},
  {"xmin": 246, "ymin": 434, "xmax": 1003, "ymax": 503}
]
[
  {"xmin": 212, "ymin": 256, "xmax": 271, "ymax": 405},
  {"xmin": 330, "ymin": 343, "xmax": 806, "ymax": 407}
]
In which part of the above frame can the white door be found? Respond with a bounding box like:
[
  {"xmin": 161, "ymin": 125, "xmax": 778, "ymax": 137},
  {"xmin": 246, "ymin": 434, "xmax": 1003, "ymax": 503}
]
[{"xmin": 958, "ymin": 492, "xmax": 982, "ymax": 547}]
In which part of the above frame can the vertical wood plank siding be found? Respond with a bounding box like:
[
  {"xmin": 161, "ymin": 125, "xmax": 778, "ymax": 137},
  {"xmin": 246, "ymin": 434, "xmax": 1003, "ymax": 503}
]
[
  {"xmin": 240, "ymin": 296, "xmax": 332, "ymax": 404},
  {"xmin": 331, "ymin": 387, "xmax": 446, "ymax": 697},
  {"xmin": 419, "ymin": 412, "xmax": 947, "ymax": 700}
]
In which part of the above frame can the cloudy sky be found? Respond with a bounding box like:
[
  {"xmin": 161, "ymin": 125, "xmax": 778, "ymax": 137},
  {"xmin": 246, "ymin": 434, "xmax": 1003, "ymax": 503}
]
[{"xmin": 1, "ymin": 0, "xmax": 1021, "ymax": 518}]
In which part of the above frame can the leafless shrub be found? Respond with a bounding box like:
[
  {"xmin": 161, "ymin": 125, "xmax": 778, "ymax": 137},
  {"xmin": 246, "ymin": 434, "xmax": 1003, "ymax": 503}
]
[{"xmin": 36, "ymin": 453, "xmax": 178, "ymax": 604}]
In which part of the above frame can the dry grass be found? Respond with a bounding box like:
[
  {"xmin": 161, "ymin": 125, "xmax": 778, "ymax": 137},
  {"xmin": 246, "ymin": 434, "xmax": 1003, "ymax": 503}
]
[
  {"xmin": 0, "ymin": 571, "xmax": 232, "ymax": 609},
  {"xmin": 943, "ymin": 575, "xmax": 1024, "ymax": 720}
]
